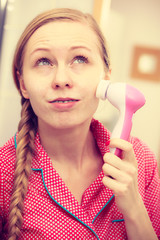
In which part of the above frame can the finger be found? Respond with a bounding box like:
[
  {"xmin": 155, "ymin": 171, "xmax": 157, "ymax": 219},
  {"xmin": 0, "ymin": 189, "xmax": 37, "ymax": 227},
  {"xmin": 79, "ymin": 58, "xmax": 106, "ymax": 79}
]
[
  {"xmin": 103, "ymin": 153, "xmax": 136, "ymax": 175},
  {"xmin": 102, "ymin": 162, "xmax": 129, "ymax": 182},
  {"xmin": 103, "ymin": 152, "xmax": 120, "ymax": 164},
  {"xmin": 103, "ymin": 152, "xmax": 126, "ymax": 171},
  {"xmin": 109, "ymin": 138, "xmax": 133, "ymax": 152},
  {"xmin": 102, "ymin": 175, "xmax": 123, "ymax": 195},
  {"xmin": 109, "ymin": 138, "xmax": 136, "ymax": 165}
]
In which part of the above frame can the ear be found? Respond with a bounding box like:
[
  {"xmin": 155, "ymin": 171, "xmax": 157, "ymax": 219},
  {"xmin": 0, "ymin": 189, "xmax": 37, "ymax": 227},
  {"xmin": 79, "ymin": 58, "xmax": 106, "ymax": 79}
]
[
  {"xmin": 104, "ymin": 68, "xmax": 112, "ymax": 80},
  {"xmin": 17, "ymin": 71, "xmax": 29, "ymax": 99}
]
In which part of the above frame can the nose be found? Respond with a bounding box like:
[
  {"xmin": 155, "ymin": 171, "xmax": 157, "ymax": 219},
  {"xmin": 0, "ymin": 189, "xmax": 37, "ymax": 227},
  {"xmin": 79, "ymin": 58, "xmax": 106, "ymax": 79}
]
[{"xmin": 52, "ymin": 64, "xmax": 73, "ymax": 89}]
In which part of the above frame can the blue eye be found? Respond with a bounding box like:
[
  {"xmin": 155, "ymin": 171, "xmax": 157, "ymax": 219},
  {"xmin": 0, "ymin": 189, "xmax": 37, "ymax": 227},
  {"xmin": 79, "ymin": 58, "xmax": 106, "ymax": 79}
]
[
  {"xmin": 73, "ymin": 55, "xmax": 88, "ymax": 64},
  {"xmin": 37, "ymin": 58, "xmax": 52, "ymax": 66}
]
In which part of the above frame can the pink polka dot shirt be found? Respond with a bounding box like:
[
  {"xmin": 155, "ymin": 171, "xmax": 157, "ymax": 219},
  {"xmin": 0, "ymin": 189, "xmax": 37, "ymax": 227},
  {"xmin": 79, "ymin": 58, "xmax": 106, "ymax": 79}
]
[{"xmin": 0, "ymin": 119, "xmax": 160, "ymax": 239}]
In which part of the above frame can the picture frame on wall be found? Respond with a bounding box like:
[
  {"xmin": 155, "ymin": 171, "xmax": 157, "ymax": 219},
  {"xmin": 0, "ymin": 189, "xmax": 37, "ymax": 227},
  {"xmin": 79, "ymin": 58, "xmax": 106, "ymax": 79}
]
[{"xmin": 131, "ymin": 46, "xmax": 160, "ymax": 82}]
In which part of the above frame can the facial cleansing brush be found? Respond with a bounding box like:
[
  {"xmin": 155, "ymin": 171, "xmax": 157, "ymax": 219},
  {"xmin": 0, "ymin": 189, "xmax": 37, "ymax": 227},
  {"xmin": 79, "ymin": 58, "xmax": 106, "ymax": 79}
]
[{"xmin": 96, "ymin": 80, "xmax": 146, "ymax": 157}]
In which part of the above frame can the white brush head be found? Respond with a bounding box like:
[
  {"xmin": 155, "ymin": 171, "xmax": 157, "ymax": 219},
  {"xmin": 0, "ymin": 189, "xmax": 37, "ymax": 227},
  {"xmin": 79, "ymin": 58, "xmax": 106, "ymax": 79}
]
[{"xmin": 96, "ymin": 80, "xmax": 111, "ymax": 100}]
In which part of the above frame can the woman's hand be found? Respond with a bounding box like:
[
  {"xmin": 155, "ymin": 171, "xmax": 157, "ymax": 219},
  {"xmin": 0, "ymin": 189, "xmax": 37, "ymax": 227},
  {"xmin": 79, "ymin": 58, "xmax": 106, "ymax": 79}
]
[
  {"xmin": 102, "ymin": 138, "xmax": 159, "ymax": 240},
  {"xmin": 102, "ymin": 138, "xmax": 142, "ymax": 218}
]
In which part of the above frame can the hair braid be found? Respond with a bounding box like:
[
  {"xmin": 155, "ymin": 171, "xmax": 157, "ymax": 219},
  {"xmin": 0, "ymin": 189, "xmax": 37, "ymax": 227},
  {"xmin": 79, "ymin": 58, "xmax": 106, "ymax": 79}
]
[{"xmin": 8, "ymin": 99, "xmax": 37, "ymax": 240}]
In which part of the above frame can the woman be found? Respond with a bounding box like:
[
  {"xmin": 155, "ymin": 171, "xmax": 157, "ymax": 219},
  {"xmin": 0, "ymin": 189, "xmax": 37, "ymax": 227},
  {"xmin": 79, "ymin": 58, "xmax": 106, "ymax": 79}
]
[{"xmin": 0, "ymin": 8, "xmax": 159, "ymax": 240}]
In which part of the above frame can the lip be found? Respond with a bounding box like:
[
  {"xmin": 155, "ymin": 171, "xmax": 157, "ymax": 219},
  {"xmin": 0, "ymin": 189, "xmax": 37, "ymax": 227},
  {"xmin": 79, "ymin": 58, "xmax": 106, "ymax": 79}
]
[
  {"xmin": 49, "ymin": 97, "xmax": 80, "ymax": 110},
  {"xmin": 50, "ymin": 97, "xmax": 79, "ymax": 103}
]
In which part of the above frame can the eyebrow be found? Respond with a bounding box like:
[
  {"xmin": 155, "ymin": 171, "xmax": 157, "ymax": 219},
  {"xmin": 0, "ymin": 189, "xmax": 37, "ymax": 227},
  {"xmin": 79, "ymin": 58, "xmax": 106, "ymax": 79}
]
[
  {"xmin": 70, "ymin": 46, "xmax": 91, "ymax": 52},
  {"xmin": 30, "ymin": 45, "xmax": 91, "ymax": 56},
  {"xmin": 30, "ymin": 48, "xmax": 51, "ymax": 56}
]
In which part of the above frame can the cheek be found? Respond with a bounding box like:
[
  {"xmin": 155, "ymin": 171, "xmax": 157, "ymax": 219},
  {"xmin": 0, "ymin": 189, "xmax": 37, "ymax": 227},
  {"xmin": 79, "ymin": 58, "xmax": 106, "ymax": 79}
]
[
  {"xmin": 28, "ymin": 92, "xmax": 47, "ymax": 120},
  {"xmin": 86, "ymin": 68, "xmax": 104, "ymax": 90},
  {"xmin": 82, "ymin": 83, "xmax": 99, "ymax": 111},
  {"xmin": 24, "ymin": 82, "xmax": 47, "ymax": 115},
  {"xmin": 23, "ymin": 73, "xmax": 47, "ymax": 98},
  {"xmin": 87, "ymin": 79, "xmax": 100, "ymax": 99}
]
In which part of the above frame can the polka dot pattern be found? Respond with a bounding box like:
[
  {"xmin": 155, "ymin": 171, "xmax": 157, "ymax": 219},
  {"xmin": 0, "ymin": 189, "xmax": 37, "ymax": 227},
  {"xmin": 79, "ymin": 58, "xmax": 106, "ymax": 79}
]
[{"xmin": 0, "ymin": 119, "xmax": 160, "ymax": 239}]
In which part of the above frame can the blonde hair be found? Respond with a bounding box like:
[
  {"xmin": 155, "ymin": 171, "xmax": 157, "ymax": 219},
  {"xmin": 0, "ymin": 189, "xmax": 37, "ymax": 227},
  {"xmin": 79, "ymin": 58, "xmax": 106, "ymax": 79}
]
[{"xmin": 9, "ymin": 8, "xmax": 110, "ymax": 239}]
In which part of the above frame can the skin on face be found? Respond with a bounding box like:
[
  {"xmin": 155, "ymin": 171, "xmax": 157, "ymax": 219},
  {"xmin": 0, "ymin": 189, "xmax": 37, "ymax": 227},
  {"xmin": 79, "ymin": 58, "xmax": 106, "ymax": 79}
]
[{"xmin": 19, "ymin": 21, "xmax": 108, "ymax": 132}]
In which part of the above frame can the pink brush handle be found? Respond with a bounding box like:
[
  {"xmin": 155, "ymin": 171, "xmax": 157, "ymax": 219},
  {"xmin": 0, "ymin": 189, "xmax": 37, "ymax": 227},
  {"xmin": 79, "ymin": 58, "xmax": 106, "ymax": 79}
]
[
  {"xmin": 112, "ymin": 111, "xmax": 132, "ymax": 158},
  {"xmin": 110, "ymin": 84, "xmax": 146, "ymax": 158}
]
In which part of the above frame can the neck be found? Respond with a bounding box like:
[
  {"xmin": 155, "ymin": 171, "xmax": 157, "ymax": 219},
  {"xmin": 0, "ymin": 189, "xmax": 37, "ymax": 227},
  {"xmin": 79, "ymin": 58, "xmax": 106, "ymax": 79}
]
[{"xmin": 38, "ymin": 120, "xmax": 100, "ymax": 169}]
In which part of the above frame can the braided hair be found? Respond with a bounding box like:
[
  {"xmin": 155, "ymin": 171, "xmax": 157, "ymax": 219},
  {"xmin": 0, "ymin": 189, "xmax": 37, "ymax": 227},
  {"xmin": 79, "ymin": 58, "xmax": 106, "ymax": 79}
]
[{"xmin": 8, "ymin": 99, "xmax": 37, "ymax": 240}]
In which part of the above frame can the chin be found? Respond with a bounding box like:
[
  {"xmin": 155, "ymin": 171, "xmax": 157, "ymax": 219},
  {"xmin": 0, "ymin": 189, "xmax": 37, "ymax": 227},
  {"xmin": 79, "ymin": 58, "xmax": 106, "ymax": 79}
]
[
  {"xmin": 38, "ymin": 109, "xmax": 94, "ymax": 132},
  {"xmin": 50, "ymin": 115, "xmax": 92, "ymax": 130}
]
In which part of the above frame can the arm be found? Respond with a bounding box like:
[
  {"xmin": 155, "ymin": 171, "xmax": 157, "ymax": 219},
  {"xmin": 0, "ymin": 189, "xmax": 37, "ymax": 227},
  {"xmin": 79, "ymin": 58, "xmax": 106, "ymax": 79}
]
[
  {"xmin": 102, "ymin": 138, "xmax": 159, "ymax": 240},
  {"xmin": 123, "ymin": 198, "xmax": 158, "ymax": 240}
]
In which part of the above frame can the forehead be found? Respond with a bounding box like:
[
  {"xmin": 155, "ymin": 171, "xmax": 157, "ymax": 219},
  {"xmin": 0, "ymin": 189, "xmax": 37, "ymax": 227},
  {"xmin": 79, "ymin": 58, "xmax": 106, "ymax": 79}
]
[{"xmin": 26, "ymin": 20, "xmax": 100, "ymax": 53}]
